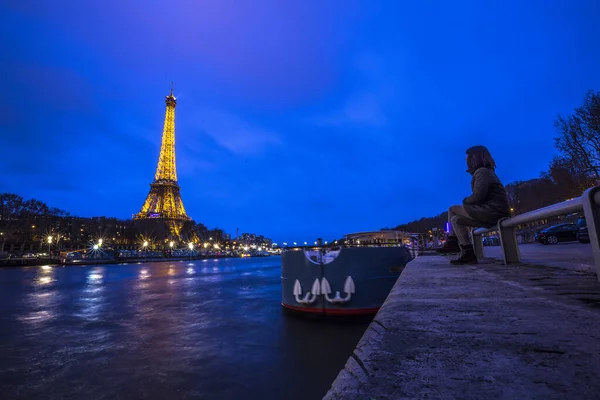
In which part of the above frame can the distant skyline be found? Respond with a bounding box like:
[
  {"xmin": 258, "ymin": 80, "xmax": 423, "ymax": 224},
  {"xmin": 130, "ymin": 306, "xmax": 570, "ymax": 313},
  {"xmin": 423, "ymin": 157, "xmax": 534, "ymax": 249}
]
[{"xmin": 1, "ymin": 1, "xmax": 600, "ymax": 242}]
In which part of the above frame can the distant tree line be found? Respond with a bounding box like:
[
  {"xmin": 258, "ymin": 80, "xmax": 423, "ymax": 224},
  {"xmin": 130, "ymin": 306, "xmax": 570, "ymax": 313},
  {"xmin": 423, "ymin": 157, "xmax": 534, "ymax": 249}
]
[
  {"xmin": 392, "ymin": 90, "xmax": 600, "ymax": 234},
  {"xmin": 0, "ymin": 193, "xmax": 239, "ymax": 254}
]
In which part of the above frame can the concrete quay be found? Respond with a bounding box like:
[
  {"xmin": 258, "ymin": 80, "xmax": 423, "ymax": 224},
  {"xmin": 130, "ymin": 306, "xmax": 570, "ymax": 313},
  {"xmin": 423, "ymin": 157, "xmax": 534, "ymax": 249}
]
[
  {"xmin": 323, "ymin": 249, "xmax": 600, "ymax": 400},
  {"xmin": 484, "ymin": 242, "xmax": 594, "ymax": 272}
]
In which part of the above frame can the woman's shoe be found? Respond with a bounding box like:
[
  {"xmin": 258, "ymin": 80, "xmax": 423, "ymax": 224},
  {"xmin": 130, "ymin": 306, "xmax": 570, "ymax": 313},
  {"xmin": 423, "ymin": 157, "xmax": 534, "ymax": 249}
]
[
  {"xmin": 436, "ymin": 235, "xmax": 460, "ymax": 254},
  {"xmin": 450, "ymin": 244, "xmax": 478, "ymax": 265}
]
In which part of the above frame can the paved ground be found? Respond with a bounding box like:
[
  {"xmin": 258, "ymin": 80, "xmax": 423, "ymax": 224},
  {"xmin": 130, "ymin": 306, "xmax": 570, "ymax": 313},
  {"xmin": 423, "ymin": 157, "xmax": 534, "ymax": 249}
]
[
  {"xmin": 483, "ymin": 242, "xmax": 595, "ymax": 272},
  {"xmin": 324, "ymin": 255, "xmax": 600, "ymax": 400}
]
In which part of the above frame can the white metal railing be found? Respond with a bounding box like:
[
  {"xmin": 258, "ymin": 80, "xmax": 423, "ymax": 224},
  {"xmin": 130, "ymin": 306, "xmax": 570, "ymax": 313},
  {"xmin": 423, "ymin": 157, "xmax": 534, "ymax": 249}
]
[{"xmin": 472, "ymin": 186, "xmax": 600, "ymax": 281}]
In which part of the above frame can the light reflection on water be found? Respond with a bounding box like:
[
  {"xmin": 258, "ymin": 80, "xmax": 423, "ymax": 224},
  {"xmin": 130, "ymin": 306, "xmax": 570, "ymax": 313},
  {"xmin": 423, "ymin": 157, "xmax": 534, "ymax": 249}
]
[
  {"xmin": 18, "ymin": 266, "xmax": 59, "ymax": 325},
  {"xmin": 78, "ymin": 267, "xmax": 106, "ymax": 322},
  {"xmin": 0, "ymin": 257, "xmax": 370, "ymax": 400}
]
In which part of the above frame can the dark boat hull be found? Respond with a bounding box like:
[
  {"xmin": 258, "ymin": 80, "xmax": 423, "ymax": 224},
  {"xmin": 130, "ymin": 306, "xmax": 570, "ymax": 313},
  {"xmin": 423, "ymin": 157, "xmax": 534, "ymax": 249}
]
[{"xmin": 281, "ymin": 246, "xmax": 412, "ymax": 316}]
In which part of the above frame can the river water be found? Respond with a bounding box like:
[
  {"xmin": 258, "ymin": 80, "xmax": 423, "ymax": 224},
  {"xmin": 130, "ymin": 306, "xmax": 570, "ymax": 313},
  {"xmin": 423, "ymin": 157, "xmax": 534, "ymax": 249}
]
[{"xmin": 0, "ymin": 257, "xmax": 370, "ymax": 399}]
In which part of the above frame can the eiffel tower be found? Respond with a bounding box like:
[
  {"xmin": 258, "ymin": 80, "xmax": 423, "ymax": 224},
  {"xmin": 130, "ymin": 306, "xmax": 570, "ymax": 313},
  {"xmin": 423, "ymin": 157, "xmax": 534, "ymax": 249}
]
[{"xmin": 134, "ymin": 87, "xmax": 191, "ymax": 237}]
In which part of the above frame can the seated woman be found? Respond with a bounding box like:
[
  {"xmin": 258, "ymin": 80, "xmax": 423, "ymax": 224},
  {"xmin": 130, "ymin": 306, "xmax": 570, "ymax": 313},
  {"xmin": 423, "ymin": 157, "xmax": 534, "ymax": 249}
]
[{"xmin": 437, "ymin": 146, "xmax": 510, "ymax": 264}]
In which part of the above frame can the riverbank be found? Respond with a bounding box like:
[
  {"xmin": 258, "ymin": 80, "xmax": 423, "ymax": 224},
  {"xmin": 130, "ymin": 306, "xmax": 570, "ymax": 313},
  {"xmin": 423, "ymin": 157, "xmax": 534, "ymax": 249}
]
[{"xmin": 323, "ymin": 253, "xmax": 600, "ymax": 399}]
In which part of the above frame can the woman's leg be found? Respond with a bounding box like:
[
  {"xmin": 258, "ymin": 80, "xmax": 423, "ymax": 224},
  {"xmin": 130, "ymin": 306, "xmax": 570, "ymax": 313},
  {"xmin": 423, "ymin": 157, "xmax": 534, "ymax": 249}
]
[
  {"xmin": 448, "ymin": 205, "xmax": 471, "ymax": 236},
  {"xmin": 449, "ymin": 214, "xmax": 484, "ymax": 265},
  {"xmin": 437, "ymin": 205, "xmax": 468, "ymax": 253},
  {"xmin": 450, "ymin": 215, "xmax": 472, "ymax": 246}
]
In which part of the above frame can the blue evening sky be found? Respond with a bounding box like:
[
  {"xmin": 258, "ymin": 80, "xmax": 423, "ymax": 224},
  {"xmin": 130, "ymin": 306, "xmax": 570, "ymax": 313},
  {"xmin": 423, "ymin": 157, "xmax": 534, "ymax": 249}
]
[{"xmin": 1, "ymin": 1, "xmax": 599, "ymax": 242}]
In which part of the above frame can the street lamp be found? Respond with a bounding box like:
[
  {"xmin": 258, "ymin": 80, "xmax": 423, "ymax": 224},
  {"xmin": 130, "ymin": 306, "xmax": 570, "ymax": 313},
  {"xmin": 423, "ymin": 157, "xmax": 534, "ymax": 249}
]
[
  {"xmin": 188, "ymin": 242, "xmax": 194, "ymax": 260},
  {"xmin": 47, "ymin": 236, "xmax": 53, "ymax": 256},
  {"xmin": 143, "ymin": 240, "xmax": 148, "ymax": 259},
  {"xmin": 98, "ymin": 238, "xmax": 103, "ymax": 247},
  {"xmin": 169, "ymin": 241, "xmax": 174, "ymax": 257}
]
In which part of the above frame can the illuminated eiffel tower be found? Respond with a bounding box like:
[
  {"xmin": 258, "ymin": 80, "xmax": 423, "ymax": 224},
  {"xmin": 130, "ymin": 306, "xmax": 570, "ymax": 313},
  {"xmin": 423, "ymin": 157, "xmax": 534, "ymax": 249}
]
[{"xmin": 134, "ymin": 87, "xmax": 191, "ymax": 237}]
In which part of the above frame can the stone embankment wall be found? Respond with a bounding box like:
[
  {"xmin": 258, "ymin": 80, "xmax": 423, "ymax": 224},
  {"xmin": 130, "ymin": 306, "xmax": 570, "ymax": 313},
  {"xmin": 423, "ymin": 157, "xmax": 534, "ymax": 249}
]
[{"xmin": 324, "ymin": 256, "xmax": 600, "ymax": 399}]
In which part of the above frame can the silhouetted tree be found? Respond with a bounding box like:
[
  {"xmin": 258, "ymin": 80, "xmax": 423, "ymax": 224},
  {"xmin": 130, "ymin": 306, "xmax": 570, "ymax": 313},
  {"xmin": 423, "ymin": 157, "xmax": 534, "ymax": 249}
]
[
  {"xmin": 0, "ymin": 194, "xmax": 25, "ymax": 253},
  {"xmin": 505, "ymin": 178, "xmax": 563, "ymax": 215},
  {"xmin": 394, "ymin": 212, "xmax": 447, "ymax": 233},
  {"xmin": 544, "ymin": 156, "xmax": 595, "ymax": 199},
  {"xmin": 554, "ymin": 90, "xmax": 600, "ymax": 183}
]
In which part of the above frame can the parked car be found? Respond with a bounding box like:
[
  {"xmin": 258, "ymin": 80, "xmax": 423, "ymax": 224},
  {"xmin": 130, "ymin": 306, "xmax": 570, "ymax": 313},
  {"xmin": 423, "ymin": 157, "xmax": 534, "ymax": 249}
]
[
  {"xmin": 577, "ymin": 227, "xmax": 590, "ymax": 243},
  {"xmin": 576, "ymin": 216, "xmax": 589, "ymax": 243},
  {"xmin": 483, "ymin": 236, "xmax": 500, "ymax": 246},
  {"xmin": 536, "ymin": 223, "xmax": 579, "ymax": 245}
]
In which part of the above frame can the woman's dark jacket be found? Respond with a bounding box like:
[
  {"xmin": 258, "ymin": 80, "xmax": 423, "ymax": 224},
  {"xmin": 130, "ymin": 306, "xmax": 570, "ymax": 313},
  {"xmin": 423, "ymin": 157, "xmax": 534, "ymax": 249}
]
[{"xmin": 462, "ymin": 167, "xmax": 510, "ymax": 227}]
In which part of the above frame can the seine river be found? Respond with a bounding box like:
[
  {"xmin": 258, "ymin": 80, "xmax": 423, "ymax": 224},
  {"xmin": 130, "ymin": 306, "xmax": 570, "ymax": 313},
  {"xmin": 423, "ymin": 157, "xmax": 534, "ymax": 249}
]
[{"xmin": 0, "ymin": 257, "xmax": 370, "ymax": 399}]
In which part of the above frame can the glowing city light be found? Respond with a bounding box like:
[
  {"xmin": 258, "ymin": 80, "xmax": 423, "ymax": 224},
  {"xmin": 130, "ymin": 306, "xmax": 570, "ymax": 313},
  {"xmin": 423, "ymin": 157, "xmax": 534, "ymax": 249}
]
[
  {"xmin": 188, "ymin": 243, "xmax": 193, "ymax": 250},
  {"xmin": 47, "ymin": 236, "xmax": 53, "ymax": 244},
  {"xmin": 93, "ymin": 244, "xmax": 99, "ymax": 250},
  {"xmin": 98, "ymin": 238, "xmax": 103, "ymax": 246},
  {"xmin": 143, "ymin": 241, "xmax": 148, "ymax": 247},
  {"xmin": 169, "ymin": 241, "xmax": 174, "ymax": 248}
]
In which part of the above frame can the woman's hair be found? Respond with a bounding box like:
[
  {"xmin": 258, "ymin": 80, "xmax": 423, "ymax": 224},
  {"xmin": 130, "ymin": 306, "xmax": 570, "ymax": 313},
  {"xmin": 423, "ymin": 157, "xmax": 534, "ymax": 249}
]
[{"xmin": 466, "ymin": 145, "xmax": 496, "ymax": 171}]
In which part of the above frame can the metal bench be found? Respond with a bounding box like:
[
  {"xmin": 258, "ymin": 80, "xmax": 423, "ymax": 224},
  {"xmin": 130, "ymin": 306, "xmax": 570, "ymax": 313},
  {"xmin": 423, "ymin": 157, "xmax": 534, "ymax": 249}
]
[{"xmin": 471, "ymin": 186, "xmax": 600, "ymax": 281}]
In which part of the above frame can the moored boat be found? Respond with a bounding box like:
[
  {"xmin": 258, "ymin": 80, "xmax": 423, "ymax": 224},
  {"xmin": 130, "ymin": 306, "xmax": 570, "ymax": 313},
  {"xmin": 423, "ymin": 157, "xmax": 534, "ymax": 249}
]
[{"xmin": 281, "ymin": 231, "xmax": 415, "ymax": 316}]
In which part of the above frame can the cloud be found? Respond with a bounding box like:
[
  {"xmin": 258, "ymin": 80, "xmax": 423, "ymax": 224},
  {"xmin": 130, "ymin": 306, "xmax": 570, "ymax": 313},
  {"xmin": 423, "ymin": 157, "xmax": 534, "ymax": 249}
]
[
  {"xmin": 311, "ymin": 93, "xmax": 388, "ymax": 127},
  {"xmin": 188, "ymin": 108, "xmax": 281, "ymax": 156},
  {"xmin": 307, "ymin": 54, "xmax": 397, "ymax": 128}
]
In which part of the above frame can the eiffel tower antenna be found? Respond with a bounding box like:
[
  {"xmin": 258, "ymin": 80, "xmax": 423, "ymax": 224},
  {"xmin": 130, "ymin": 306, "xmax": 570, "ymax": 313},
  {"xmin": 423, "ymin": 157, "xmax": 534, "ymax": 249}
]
[{"xmin": 133, "ymin": 86, "xmax": 191, "ymax": 237}]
